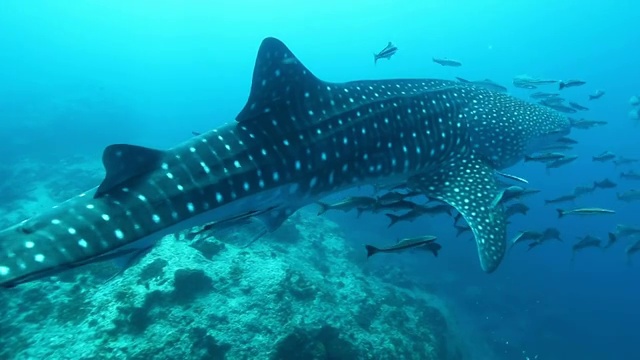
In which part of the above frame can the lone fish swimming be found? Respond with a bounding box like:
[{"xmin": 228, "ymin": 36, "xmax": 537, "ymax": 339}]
[{"xmin": 0, "ymin": 37, "xmax": 570, "ymax": 288}]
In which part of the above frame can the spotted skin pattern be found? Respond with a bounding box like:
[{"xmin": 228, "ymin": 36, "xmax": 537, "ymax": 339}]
[{"xmin": 0, "ymin": 38, "xmax": 569, "ymax": 287}]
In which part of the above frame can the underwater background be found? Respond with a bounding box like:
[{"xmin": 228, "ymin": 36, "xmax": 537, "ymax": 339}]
[{"xmin": 1, "ymin": 1, "xmax": 639, "ymax": 359}]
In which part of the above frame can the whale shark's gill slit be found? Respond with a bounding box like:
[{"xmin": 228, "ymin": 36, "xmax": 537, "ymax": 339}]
[
  {"xmin": 95, "ymin": 144, "xmax": 166, "ymax": 198},
  {"xmin": 411, "ymin": 154, "xmax": 507, "ymax": 273}
]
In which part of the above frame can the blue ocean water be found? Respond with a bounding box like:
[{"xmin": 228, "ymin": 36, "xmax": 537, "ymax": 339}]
[{"xmin": 1, "ymin": 1, "xmax": 638, "ymax": 359}]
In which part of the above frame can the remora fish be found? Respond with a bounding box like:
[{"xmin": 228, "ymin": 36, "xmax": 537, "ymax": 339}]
[
  {"xmin": 594, "ymin": 178, "xmax": 617, "ymax": 189},
  {"xmin": 557, "ymin": 136, "xmax": 578, "ymax": 144},
  {"xmin": 524, "ymin": 152, "xmax": 567, "ymax": 163},
  {"xmin": 559, "ymin": 79, "xmax": 586, "ymax": 90},
  {"xmin": 569, "ymin": 102, "xmax": 589, "ymax": 111},
  {"xmin": 592, "ymin": 151, "xmax": 616, "ymax": 162},
  {"xmin": 510, "ymin": 231, "xmax": 543, "ymax": 249},
  {"xmin": 617, "ymin": 189, "xmax": 640, "ymax": 202},
  {"xmin": 505, "ymin": 203, "xmax": 530, "ymax": 218},
  {"xmin": 546, "ymin": 154, "xmax": 578, "ymax": 169},
  {"xmin": 492, "ymin": 186, "xmax": 540, "ymax": 207},
  {"xmin": 544, "ymin": 103, "xmax": 578, "ymax": 113},
  {"xmin": 0, "ymin": 37, "xmax": 571, "ymax": 287},
  {"xmin": 573, "ymin": 184, "xmax": 595, "ymax": 196},
  {"xmin": 614, "ymin": 224, "xmax": 640, "ymax": 239},
  {"xmin": 433, "ymin": 57, "xmax": 462, "ymax": 67},
  {"xmin": 626, "ymin": 238, "xmax": 640, "ymax": 264},
  {"xmin": 613, "ymin": 157, "xmax": 639, "ymax": 167},
  {"xmin": 365, "ymin": 236, "xmax": 441, "ymax": 258},
  {"xmin": 572, "ymin": 235, "xmax": 602, "ymax": 260},
  {"xmin": 316, "ymin": 196, "xmax": 377, "ymax": 215},
  {"xmin": 620, "ymin": 170, "xmax": 640, "ymax": 180},
  {"xmin": 530, "ymin": 92, "xmax": 560, "ymax": 99},
  {"xmin": 588, "ymin": 90, "xmax": 605, "ymax": 100},
  {"xmin": 513, "ymin": 75, "xmax": 558, "ymax": 89},
  {"xmin": 385, "ymin": 204, "xmax": 451, "ymax": 227},
  {"xmin": 544, "ymin": 194, "xmax": 578, "ymax": 205},
  {"xmin": 538, "ymin": 97, "xmax": 566, "ymax": 106},
  {"xmin": 373, "ymin": 42, "xmax": 398, "ymax": 64},
  {"xmin": 570, "ymin": 118, "xmax": 607, "ymax": 129}
]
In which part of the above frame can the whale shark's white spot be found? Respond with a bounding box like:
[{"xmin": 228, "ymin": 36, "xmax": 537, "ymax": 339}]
[
  {"xmin": 114, "ymin": 229, "xmax": 124, "ymax": 240},
  {"xmin": 86, "ymin": 204, "xmax": 95, "ymax": 209},
  {"xmin": 187, "ymin": 202, "xmax": 195, "ymax": 213},
  {"xmin": 152, "ymin": 214, "xmax": 161, "ymax": 224},
  {"xmin": 216, "ymin": 192, "xmax": 224, "ymax": 203},
  {"xmin": 166, "ymin": 172, "xmax": 174, "ymax": 179},
  {"xmin": 234, "ymin": 160, "xmax": 241, "ymax": 169},
  {"xmin": 51, "ymin": 219, "xmax": 61, "ymax": 225},
  {"xmin": 101, "ymin": 214, "xmax": 110, "ymax": 221},
  {"xmin": 68, "ymin": 227, "xmax": 76, "ymax": 235},
  {"xmin": 0, "ymin": 266, "xmax": 9, "ymax": 275},
  {"xmin": 78, "ymin": 239, "xmax": 88, "ymax": 248}
]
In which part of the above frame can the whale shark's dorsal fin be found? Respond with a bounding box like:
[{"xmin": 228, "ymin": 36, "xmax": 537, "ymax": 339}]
[
  {"xmin": 95, "ymin": 144, "xmax": 165, "ymax": 198},
  {"xmin": 236, "ymin": 38, "xmax": 341, "ymax": 124},
  {"xmin": 236, "ymin": 37, "xmax": 325, "ymax": 125}
]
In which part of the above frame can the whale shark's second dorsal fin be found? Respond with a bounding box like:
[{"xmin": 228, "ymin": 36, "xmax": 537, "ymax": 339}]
[{"xmin": 95, "ymin": 144, "xmax": 165, "ymax": 198}]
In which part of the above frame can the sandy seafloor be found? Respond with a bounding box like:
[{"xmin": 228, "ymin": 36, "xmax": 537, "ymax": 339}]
[{"xmin": 0, "ymin": 155, "xmax": 497, "ymax": 360}]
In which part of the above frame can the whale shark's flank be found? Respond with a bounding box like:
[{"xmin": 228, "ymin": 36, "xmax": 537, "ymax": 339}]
[{"xmin": 0, "ymin": 37, "xmax": 570, "ymax": 287}]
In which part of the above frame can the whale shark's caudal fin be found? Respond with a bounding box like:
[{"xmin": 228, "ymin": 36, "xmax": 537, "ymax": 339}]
[{"xmin": 411, "ymin": 153, "xmax": 507, "ymax": 273}]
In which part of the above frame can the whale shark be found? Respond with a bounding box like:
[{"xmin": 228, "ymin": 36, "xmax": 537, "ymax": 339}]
[{"xmin": 0, "ymin": 37, "xmax": 570, "ymax": 288}]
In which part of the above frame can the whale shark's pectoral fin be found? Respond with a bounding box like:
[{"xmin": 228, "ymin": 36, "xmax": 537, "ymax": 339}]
[
  {"xmin": 411, "ymin": 153, "xmax": 507, "ymax": 273},
  {"xmin": 95, "ymin": 144, "xmax": 165, "ymax": 198},
  {"xmin": 256, "ymin": 206, "xmax": 298, "ymax": 232}
]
